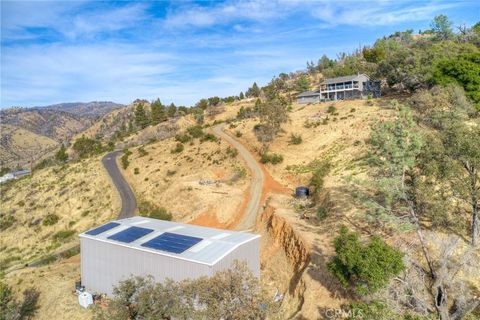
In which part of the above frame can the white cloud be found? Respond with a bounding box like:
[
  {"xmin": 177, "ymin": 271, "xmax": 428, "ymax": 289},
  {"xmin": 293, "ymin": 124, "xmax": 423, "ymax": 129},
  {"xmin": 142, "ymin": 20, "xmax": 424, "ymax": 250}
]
[
  {"xmin": 1, "ymin": 1, "xmax": 150, "ymax": 41},
  {"xmin": 1, "ymin": 43, "xmax": 176, "ymax": 106},
  {"xmin": 310, "ymin": 1, "xmax": 458, "ymax": 26},
  {"xmin": 0, "ymin": 0, "xmax": 472, "ymax": 108},
  {"xmin": 163, "ymin": 0, "xmax": 459, "ymax": 29},
  {"xmin": 163, "ymin": 0, "xmax": 296, "ymax": 28}
]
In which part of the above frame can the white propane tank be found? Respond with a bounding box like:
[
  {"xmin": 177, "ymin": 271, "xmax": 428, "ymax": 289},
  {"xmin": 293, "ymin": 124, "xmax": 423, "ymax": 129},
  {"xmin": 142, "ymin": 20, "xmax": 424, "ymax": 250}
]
[{"xmin": 78, "ymin": 292, "xmax": 93, "ymax": 308}]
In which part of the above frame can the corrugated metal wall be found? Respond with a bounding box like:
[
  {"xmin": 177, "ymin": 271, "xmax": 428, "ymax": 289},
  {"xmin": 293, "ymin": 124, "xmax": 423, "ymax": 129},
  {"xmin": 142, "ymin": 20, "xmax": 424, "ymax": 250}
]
[
  {"xmin": 81, "ymin": 238, "xmax": 212, "ymax": 295},
  {"xmin": 212, "ymin": 237, "xmax": 260, "ymax": 277},
  {"xmin": 81, "ymin": 236, "xmax": 260, "ymax": 295}
]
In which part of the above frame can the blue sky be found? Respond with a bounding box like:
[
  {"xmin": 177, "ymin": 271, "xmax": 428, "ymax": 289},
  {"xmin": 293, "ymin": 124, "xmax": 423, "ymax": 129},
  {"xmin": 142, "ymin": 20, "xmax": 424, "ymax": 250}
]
[{"xmin": 1, "ymin": 0, "xmax": 478, "ymax": 108}]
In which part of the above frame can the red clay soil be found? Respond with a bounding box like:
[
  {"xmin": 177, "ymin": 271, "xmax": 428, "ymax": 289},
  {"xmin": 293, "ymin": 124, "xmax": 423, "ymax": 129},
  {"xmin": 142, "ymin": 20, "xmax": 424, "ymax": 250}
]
[
  {"xmin": 259, "ymin": 164, "xmax": 290, "ymax": 203},
  {"xmin": 189, "ymin": 187, "xmax": 252, "ymax": 229},
  {"xmin": 189, "ymin": 205, "xmax": 226, "ymax": 228},
  {"xmin": 189, "ymin": 126, "xmax": 290, "ymax": 230}
]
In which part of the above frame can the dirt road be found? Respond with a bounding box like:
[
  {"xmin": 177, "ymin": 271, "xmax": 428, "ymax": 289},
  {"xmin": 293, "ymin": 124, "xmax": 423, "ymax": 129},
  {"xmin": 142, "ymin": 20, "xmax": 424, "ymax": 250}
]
[
  {"xmin": 102, "ymin": 150, "xmax": 137, "ymax": 219},
  {"xmin": 212, "ymin": 124, "xmax": 264, "ymax": 230}
]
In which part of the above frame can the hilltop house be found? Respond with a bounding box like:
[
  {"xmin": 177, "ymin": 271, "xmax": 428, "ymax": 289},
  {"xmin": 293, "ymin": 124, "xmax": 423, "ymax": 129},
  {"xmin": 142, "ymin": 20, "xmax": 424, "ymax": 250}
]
[
  {"xmin": 297, "ymin": 74, "xmax": 381, "ymax": 104},
  {"xmin": 297, "ymin": 90, "xmax": 320, "ymax": 104}
]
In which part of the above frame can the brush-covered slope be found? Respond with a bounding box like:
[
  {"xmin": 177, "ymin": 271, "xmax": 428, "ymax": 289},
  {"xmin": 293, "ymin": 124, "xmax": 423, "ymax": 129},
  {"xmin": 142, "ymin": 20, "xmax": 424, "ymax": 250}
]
[
  {"xmin": 0, "ymin": 124, "xmax": 58, "ymax": 167},
  {"xmin": 42, "ymin": 101, "xmax": 124, "ymax": 119},
  {"xmin": 0, "ymin": 156, "xmax": 119, "ymax": 272},
  {"xmin": 119, "ymin": 126, "xmax": 250, "ymax": 228},
  {"xmin": 0, "ymin": 108, "xmax": 89, "ymax": 142}
]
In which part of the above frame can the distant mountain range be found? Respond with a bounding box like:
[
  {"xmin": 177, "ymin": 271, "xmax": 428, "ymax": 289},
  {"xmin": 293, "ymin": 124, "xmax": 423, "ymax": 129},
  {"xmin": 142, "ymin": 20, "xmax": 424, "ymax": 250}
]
[
  {"xmin": 0, "ymin": 101, "xmax": 125, "ymax": 168},
  {"xmin": 35, "ymin": 101, "xmax": 124, "ymax": 119}
]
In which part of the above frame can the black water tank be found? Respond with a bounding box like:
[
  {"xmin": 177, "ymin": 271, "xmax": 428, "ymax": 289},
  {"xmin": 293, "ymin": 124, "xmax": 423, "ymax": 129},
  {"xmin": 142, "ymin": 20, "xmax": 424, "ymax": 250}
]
[{"xmin": 295, "ymin": 186, "xmax": 310, "ymax": 197}]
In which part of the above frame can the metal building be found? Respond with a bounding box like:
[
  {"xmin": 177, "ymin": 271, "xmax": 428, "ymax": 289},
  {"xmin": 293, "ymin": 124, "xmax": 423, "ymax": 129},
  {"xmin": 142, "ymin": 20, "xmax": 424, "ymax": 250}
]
[{"xmin": 80, "ymin": 216, "xmax": 260, "ymax": 295}]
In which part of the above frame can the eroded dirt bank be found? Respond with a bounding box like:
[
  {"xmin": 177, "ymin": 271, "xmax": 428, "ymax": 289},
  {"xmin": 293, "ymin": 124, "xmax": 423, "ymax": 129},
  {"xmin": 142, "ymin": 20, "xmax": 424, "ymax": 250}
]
[{"xmin": 257, "ymin": 205, "xmax": 310, "ymax": 317}]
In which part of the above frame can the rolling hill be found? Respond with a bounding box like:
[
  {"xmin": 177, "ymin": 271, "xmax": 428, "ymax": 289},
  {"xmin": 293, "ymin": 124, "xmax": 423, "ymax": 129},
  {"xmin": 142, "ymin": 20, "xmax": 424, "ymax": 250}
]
[
  {"xmin": 39, "ymin": 101, "xmax": 124, "ymax": 119},
  {"xmin": 0, "ymin": 101, "xmax": 125, "ymax": 169}
]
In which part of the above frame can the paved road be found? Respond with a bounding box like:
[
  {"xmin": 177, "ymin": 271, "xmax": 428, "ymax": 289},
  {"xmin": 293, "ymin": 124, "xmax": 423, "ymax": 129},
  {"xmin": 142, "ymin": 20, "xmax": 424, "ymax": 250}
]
[
  {"xmin": 102, "ymin": 150, "xmax": 137, "ymax": 219},
  {"xmin": 26, "ymin": 151, "xmax": 136, "ymax": 268},
  {"xmin": 212, "ymin": 124, "xmax": 264, "ymax": 230}
]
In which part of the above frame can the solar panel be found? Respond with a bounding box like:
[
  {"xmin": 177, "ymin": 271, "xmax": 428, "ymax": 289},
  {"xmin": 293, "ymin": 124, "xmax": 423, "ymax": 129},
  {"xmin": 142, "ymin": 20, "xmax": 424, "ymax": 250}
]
[
  {"xmin": 85, "ymin": 222, "xmax": 120, "ymax": 235},
  {"xmin": 141, "ymin": 232, "xmax": 203, "ymax": 254},
  {"xmin": 108, "ymin": 226, "xmax": 154, "ymax": 243}
]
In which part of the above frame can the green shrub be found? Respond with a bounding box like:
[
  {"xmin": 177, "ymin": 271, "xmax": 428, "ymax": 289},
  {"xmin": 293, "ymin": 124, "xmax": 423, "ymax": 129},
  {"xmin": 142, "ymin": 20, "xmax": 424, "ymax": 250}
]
[
  {"xmin": 187, "ymin": 125, "xmax": 204, "ymax": 138},
  {"xmin": 235, "ymin": 131, "xmax": 242, "ymax": 137},
  {"xmin": 327, "ymin": 105, "xmax": 337, "ymax": 114},
  {"xmin": 171, "ymin": 143, "xmax": 184, "ymax": 153},
  {"xmin": 42, "ymin": 214, "xmax": 59, "ymax": 226},
  {"xmin": 36, "ymin": 254, "xmax": 57, "ymax": 266},
  {"xmin": 166, "ymin": 170, "xmax": 176, "ymax": 176},
  {"xmin": 138, "ymin": 147, "xmax": 148, "ymax": 157},
  {"xmin": 310, "ymin": 160, "xmax": 331, "ymax": 193},
  {"xmin": 0, "ymin": 215, "xmax": 16, "ymax": 231},
  {"xmin": 289, "ymin": 134, "xmax": 302, "ymax": 145},
  {"xmin": 316, "ymin": 207, "xmax": 327, "ymax": 220},
  {"xmin": 17, "ymin": 200, "xmax": 25, "ymax": 207},
  {"xmin": 52, "ymin": 230, "xmax": 75, "ymax": 242},
  {"xmin": 200, "ymin": 133, "xmax": 218, "ymax": 142},
  {"xmin": 0, "ymin": 281, "xmax": 40, "ymax": 319},
  {"xmin": 33, "ymin": 158, "xmax": 54, "ymax": 171},
  {"xmin": 73, "ymin": 136, "xmax": 104, "ymax": 158},
  {"xmin": 432, "ymin": 53, "xmax": 480, "ymax": 110},
  {"xmin": 175, "ymin": 133, "xmax": 191, "ymax": 143},
  {"xmin": 226, "ymin": 147, "xmax": 238, "ymax": 158},
  {"xmin": 149, "ymin": 207, "xmax": 173, "ymax": 221},
  {"xmin": 59, "ymin": 246, "xmax": 80, "ymax": 259},
  {"xmin": 121, "ymin": 149, "xmax": 132, "ymax": 169},
  {"xmin": 138, "ymin": 200, "xmax": 172, "ymax": 221},
  {"xmin": 260, "ymin": 153, "xmax": 283, "ymax": 164},
  {"xmin": 350, "ymin": 108, "xmax": 356, "ymax": 113},
  {"xmin": 134, "ymin": 168, "xmax": 140, "ymax": 175},
  {"xmin": 327, "ymin": 226, "xmax": 405, "ymax": 295}
]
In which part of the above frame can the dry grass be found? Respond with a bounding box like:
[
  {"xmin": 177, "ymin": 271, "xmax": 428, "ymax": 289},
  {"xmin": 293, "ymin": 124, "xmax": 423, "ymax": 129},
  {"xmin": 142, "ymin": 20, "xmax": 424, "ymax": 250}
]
[
  {"xmin": 120, "ymin": 127, "xmax": 250, "ymax": 227},
  {"xmin": 0, "ymin": 124, "xmax": 58, "ymax": 168},
  {"xmin": 224, "ymin": 98, "xmax": 402, "ymax": 317},
  {"xmin": 0, "ymin": 156, "xmax": 119, "ymax": 271},
  {"xmin": 4, "ymin": 255, "xmax": 91, "ymax": 320},
  {"xmin": 1, "ymin": 155, "xmax": 120, "ymax": 319},
  {"xmin": 6, "ymin": 97, "xmax": 467, "ymax": 320}
]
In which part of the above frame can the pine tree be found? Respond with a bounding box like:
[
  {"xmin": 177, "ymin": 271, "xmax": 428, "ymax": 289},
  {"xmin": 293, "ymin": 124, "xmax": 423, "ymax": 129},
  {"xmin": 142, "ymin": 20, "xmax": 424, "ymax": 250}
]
[
  {"xmin": 246, "ymin": 82, "xmax": 261, "ymax": 98},
  {"xmin": 128, "ymin": 119, "xmax": 134, "ymax": 132},
  {"xmin": 55, "ymin": 144, "xmax": 68, "ymax": 162},
  {"xmin": 239, "ymin": 92, "xmax": 245, "ymax": 100},
  {"xmin": 167, "ymin": 103, "xmax": 177, "ymax": 118},
  {"xmin": 151, "ymin": 99, "xmax": 166, "ymax": 125},
  {"xmin": 135, "ymin": 103, "xmax": 150, "ymax": 129}
]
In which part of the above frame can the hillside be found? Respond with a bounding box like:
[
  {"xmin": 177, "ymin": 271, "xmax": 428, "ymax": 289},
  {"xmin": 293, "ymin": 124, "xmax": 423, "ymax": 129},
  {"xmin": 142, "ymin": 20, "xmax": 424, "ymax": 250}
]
[
  {"xmin": 0, "ymin": 108, "xmax": 89, "ymax": 142},
  {"xmin": 119, "ymin": 123, "xmax": 250, "ymax": 228},
  {"xmin": 72, "ymin": 103, "xmax": 135, "ymax": 141},
  {"xmin": 226, "ymin": 98, "xmax": 398, "ymax": 317},
  {"xmin": 2, "ymin": 95, "xmax": 479, "ymax": 319},
  {"xmin": 0, "ymin": 156, "xmax": 120, "ymax": 272},
  {"xmin": 0, "ymin": 102, "xmax": 126, "ymax": 169},
  {"xmin": 0, "ymin": 124, "xmax": 58, "ymax": 167},
  {"xmin": 41, "ymin": 101, "xmax": 124, "ymax": 119}
]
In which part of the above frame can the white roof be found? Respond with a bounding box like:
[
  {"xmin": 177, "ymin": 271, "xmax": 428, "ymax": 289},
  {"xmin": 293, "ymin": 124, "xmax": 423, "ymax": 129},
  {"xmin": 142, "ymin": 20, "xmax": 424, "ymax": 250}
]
[{"xmin": 79, "ymin": 216, "xmax": 259, "ymax": 266}]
